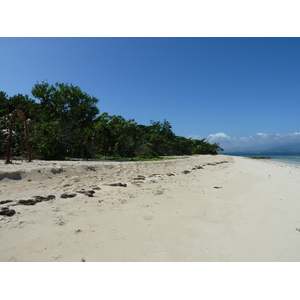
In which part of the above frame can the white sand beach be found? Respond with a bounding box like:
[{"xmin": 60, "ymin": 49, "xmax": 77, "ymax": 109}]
[{"xmin": 1, "ymin": 155, "xmax": 300, "ymax": 262}]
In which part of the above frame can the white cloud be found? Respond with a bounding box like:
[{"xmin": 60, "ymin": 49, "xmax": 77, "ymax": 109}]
[
  {"xmin": 207, "ymin": 132, "xmax": 231, "ymax": 142},
  {"xmin": 189, "ymin": 132, "xmax": 300, "ymax": 152}
]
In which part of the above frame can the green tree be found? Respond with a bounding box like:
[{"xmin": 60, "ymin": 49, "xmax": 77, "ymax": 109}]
[
  {"xmin": 31, "ymin": 82, "xmax": 99, "ymax": 125},
  {"xmin": 0, "ymin": 91, "xmax": 9, "ymax": 157},
  {"xmin": 1, "ymin": 84, "xmax": 225, "ymax": 160},
  {"xmin": 93, "ymin": 113, "xmax": 141, "ymax": 157},
  {"xmin": 31, "ymin": 82, "xmax": 100, "ymax": 159},
  {"xmin": 170, "ymin": 136, "xmax": 194, "ymax": 155},
  {"xmin": 143, "ymin": 119, "xmax": 176, "ymax": 156},
  {"xmin": 0, "ymin": 92, "xmax": 38, "ymax": 158},
  {"xmin": 192, "ymin": 139, "xmax": 224, "ymax": 155}
]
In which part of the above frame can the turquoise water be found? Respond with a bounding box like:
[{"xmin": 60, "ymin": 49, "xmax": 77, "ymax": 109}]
[
  {"xmin": 224, "ymin": 153, "xmax": 300, "ymax": 166},
  {"xmin": 267, "ymin": 155, "xmax": 300, "ymax": 166}
]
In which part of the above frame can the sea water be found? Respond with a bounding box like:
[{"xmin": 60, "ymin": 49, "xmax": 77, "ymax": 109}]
[
  {"xmin": 224, "ymin": 152, "xmax": 300, "ymax": 166},
  {"xmin": 267, "ymin": 155, "xmax": 300, "ymax": 166}
]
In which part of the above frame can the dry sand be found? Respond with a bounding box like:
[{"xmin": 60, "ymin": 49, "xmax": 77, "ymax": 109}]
[{"xmin": 1, "ymin": 154, "xmax": 300, "ymax": 262}]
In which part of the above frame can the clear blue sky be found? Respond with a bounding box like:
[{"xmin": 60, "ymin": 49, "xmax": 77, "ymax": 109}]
[{"xmin": 1, "ymin": 38, "xmax": 300, "ymax": 150}]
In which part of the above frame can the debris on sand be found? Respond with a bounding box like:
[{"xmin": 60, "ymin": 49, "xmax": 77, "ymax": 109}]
[
  {"xmin": 108, "ymin": 183, "xmax": 127, "ymax": 187},
  {"xmin": 60, "ymin": 193, "xmax": 77, "ymax": 199},
  {"xmin": 18, "ymin": 195, "xmax": 55, "ymax": 205},
  {"xmin": 132, "ymin": 175, "xmax": 146, "ymax": 180},
  {"xmin": 0, "ymin": 200, "xmax": 13, "ymax": 205},
  {"xmin": 0, "ymin": 207, "xmax": 16, "ymax": 217},
  {"xmin": 76, "ymin": 190, "xmax": 95, "ymax": 197}
]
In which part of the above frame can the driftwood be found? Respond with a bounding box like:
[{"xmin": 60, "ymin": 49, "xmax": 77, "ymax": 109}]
[{"xmin": 5, "ymin": 109, "xmax": 32, "ymax": 164}]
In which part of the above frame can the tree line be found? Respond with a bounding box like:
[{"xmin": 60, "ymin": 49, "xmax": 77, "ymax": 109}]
[{"xmin": 0, "ymin": 82, "xmax": 223, "ymax": 160}]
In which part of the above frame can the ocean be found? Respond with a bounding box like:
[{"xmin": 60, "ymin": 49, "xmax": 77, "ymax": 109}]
[{"xmin": 223, "ymin": 152, "xmax": 300, "ymax": 166}]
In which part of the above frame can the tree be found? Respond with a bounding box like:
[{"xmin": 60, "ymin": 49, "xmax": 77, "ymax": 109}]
[
  {"xmin": 0, "ymin": 92, "xmax": 9, "ymax": 157},
  {"xmin": 192, "ymin": 139, "xmax": 224, "ymax": 155},
  {"xmin": 93, "ymin": 113, "xmax": 141, "ymax": 157},
  {"xmin": 170, "ymin": 136, "xmax": 194, "ymax": 155},
  {"xmin": 31, "ymin": 82, "xmax": 99, "ymax": 125},
  {"xmin": 1, "ymin": 84, "xmax": 225, "ymax": 160},
  {"xmin": 31, "ymin": 82, "xmax": 100, "ymax": 159},
  {"xmin": 144, "ymin": 119, "xmax": 176, "ymax": 156},
  {"xmin": 0, "ymin": 92, "xmax": 38, "ymax": 158}
]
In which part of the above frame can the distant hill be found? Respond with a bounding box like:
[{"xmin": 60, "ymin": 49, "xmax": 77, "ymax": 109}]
[{"xmin": 266, "ymin": 142, "xmax": 300, "ymax": 153}]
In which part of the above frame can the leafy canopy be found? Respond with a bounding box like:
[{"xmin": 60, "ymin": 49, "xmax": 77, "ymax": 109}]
[{"xmin": 0, "ymin": 82, "xmax": 223, "ymax": 160}]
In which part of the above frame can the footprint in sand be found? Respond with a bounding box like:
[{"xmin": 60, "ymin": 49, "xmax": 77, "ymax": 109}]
[
  {"xmin": 131, "ymin": 181, "xmax": 144, "ymax": 187},
  {"xmin": 154, "ymin": 189, "xmax": 164, "ymax": 196},
  {"xmin": 55, "ymin": 216, "xmax": 66, "ymax": 226},
  {"xmin": 118, "ymin": 199, "xmax": 127, "ymax": 204}
]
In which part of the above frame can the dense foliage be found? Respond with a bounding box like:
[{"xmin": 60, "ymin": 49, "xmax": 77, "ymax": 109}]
[{"xmin": 0, "ymin": 82, "xmax": 223, "ymax": 160}]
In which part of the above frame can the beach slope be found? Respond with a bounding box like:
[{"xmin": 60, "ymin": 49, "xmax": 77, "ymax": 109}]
[{"xmin": 1, "ymin": 155, "xmax": 300, "ymax": 262}]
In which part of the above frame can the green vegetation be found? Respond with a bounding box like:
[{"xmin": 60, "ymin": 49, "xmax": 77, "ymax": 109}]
[
  {"xmin": 246, "ymin": 156, "xmax": 271, "ymax": 159},
  {"xmin": 94, "ymin": 156, "xmax": 178, "ymax": 162},
  {"xmin": 0, "ymin": 82, "xmax": 224, "ymax": 160}
]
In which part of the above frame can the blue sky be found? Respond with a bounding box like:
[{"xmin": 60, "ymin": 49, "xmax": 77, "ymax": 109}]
[{"xmin": 1, "ymin": 37, "xmax": 300, "ymax": 151}]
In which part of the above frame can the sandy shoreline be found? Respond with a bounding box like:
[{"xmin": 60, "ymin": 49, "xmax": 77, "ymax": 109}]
[{"xmin": 1, "ymin": 154, "xmax": 300, "ymax": 262}]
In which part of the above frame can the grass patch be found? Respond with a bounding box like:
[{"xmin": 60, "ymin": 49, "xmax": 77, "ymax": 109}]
[
  {"xmin": 246, "ymin": 156, "xmax": 272, "ymax": 160},
  {"xmin": 126, "ymin": 157, "xmax": 178, "ymax": 161},
  {"xmin": 63, "ymin": 155, "xmax": 188, "ymax": 162}
]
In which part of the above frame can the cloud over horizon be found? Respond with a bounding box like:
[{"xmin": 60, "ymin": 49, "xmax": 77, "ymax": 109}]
[{"xmin": 189, "ymin": 132, "xmax": 300, "ymax": 152}]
